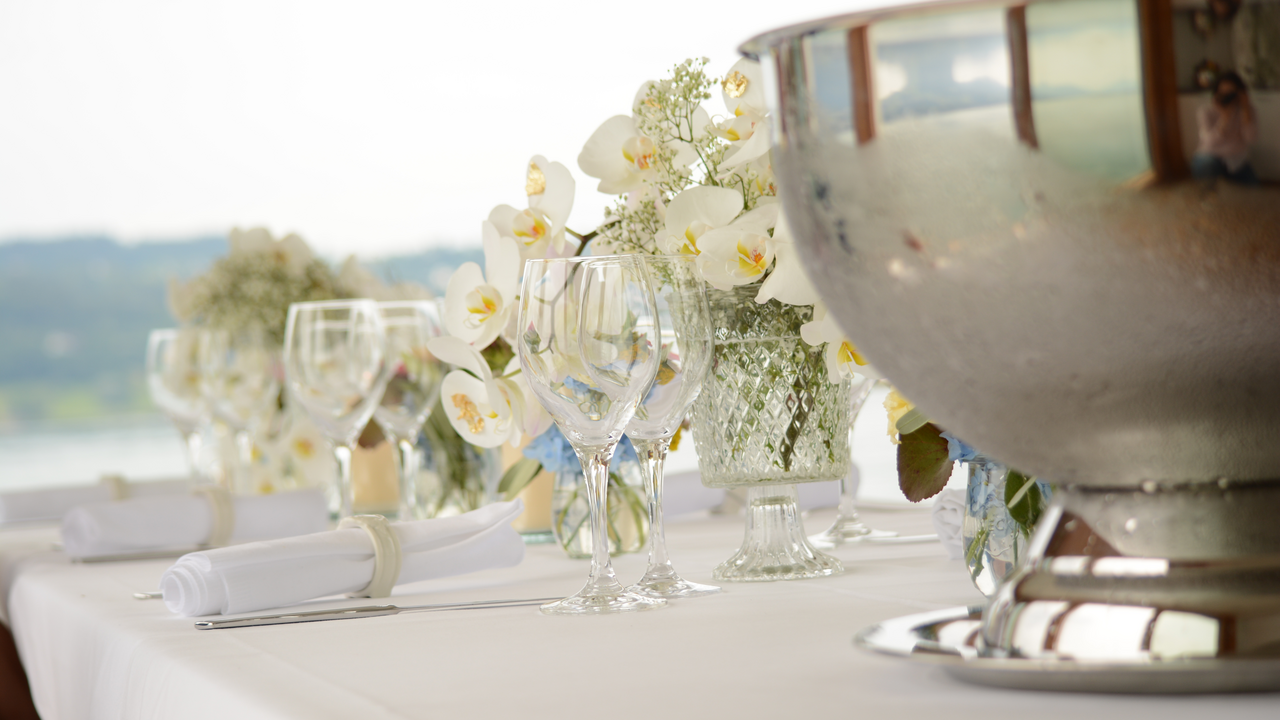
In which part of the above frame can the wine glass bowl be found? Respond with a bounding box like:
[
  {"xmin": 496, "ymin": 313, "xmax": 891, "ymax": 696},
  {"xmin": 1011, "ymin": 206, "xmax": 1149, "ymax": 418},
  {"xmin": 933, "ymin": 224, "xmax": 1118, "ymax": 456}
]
[
  {"xmin": 372, "ymin": 300, "xmax": 446, "ymax": 520},
  {"xmin": 284, "ymin": 299, "xmax": 390, "ymax": 517},
  {"xmin": 146, "ymin": 327, "xmax": 210, "ymax": 479},
  {"xmin": 518, "ymin": 256, "xmax": 666, "ymax": 615},
  {"xmin": 198, "ymin": 327, "xmax": 280, "ymax": 434}
]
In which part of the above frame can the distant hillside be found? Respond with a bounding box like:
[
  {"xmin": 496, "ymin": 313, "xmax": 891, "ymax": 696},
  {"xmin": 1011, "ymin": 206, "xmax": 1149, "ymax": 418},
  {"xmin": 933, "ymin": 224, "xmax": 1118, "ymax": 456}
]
[{"xmin": 0, "ymin": 236, "xmax": 480, "ymax": 429}]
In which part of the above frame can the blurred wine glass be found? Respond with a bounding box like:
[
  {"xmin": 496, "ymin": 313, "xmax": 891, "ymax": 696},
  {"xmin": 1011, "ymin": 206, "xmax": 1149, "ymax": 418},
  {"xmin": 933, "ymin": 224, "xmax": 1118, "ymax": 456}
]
[
  {"xmin": 518, "ymin": 255, "xmax": 665, "ymax": 616},
  {"xmin": 146, "ymin": 327, "xmax": 211, "ymax": 480},
  {"xmin": 373, "ymin": 301, "xmax": 445, "ymax": 520},
  {"xmin": 199, "ymin": 326, "xmax": 281, "ymax": 494},
  {"xmin": 284, "ymin": 299, "xmax": 390, "ymax": 518},
  {"xmin": 808, "ymin": 378, "xmax": 898, "ymax": 547}
]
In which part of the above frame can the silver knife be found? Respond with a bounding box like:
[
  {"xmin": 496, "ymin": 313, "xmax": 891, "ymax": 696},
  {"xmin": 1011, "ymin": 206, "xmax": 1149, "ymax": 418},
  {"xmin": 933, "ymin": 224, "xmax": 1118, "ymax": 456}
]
[{"xmin": 194, "ymin": 596, "xmax": 561, "ymax": 630}]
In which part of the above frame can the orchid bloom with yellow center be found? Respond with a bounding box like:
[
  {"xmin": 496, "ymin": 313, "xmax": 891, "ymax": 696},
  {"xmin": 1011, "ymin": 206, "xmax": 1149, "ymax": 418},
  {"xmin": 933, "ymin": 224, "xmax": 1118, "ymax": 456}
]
[
  {"xmin": 487, "ymin": 156, "xmax": 575, "ymax": 260},
  {"xmin": 444, "ymin": 233, "xmax": 520, "ymax": 348},
  {"xmin": 658, "ymin": 185, "xmax": 749, "ymax": 256},
  {"xmin": 428, "ymin": 337, "xmax": 552, "ymax": 449},
  {"xmin": 800, "ymin": 302, "xmax": 882, "ymax": 386},
  {"xmin": 510, "ymin": 209, "xmax": 549, "ymax": 245},
  {"xmin": 693, "ymin": 200, "xmax": 780, "ymax": 290},
  {"xmin": 579, "ymin": 81, "xmax": 708, "ymax": 200},
  {"xmin": 621, "ymin": 136, "xmax": 655, "ymax": 171},
  {"xmin": 462, "ymin": 284, "xmax": 502, "ymax": 329},
  {"xmin": 737, "ymin": 239, "xmax": 769, "ymax": 275}
]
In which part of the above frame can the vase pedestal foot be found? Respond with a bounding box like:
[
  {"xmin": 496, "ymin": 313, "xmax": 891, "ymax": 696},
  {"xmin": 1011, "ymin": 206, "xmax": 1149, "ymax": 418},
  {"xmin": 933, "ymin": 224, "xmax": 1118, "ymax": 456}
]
[{"xmin": 714, "ymin": 485, "xmax": 843, "ymax": 582}]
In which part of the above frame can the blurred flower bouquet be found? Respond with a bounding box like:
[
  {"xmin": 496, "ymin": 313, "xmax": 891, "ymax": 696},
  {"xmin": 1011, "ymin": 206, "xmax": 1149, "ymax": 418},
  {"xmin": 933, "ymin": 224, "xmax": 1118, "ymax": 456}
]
[{"xmin": 167, "ymin": 227, "xmax": 429, "ymax": 495}]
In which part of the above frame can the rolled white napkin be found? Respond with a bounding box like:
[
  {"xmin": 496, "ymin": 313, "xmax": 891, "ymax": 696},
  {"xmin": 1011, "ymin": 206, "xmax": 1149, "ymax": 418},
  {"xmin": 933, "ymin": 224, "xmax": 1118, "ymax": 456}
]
[
  {"xmin": 161, "ymin": 499, "xmax": 526, "ymax": 617},
  {"xmin": 0, "ymin": 477, "xmax": 190, "ymax": 525},
  {"xmin": 62, "ymin": 489, "xmax": 329, "ymax": 560},
  {"xmin": 931, "ymin": 488, "xmax": 966, "ymax": 561}
]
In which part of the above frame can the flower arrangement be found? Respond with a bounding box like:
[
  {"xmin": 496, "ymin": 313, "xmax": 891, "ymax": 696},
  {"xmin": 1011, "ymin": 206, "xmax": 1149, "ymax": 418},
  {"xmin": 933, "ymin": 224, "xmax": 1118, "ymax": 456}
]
[
  {"xmin": 169, "ymin": 226, "xmax": 430, "ymax": 344},
  {"xmin": 430, "ymin": 58, "xmax": 880, "ymax": 499},
  {"xmin": 886, "ymin": 388, "xmax": 1049, "ymax": 557}
]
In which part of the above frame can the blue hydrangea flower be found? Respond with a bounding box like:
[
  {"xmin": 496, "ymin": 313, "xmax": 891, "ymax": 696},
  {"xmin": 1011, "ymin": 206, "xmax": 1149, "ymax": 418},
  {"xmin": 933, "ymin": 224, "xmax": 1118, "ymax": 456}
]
[
  {"xmin": 940, "ymin": 431, "xmax": 981, "ymax": 463},
  {"xmin": 522, "ymin": 424, "xmax": 638, "ymax": 476}
]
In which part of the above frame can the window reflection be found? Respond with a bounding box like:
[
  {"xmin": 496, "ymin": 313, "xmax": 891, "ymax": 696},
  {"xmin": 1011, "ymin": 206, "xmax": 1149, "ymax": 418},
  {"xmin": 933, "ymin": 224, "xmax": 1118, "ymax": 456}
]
[
  {"xmin": 872, "ymin": 10, "xmax": 1010, "ymax": 124},
  {"xmin": 1026, "ymin": 0, "xmax": 1151, "ymax": 181}
]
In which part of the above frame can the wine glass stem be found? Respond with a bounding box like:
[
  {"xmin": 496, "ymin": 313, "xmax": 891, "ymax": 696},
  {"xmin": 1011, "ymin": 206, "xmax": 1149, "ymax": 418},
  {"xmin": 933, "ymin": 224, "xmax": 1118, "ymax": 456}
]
[
  {"xmin": 633, "ymin": 437, "xmax": 674, "ymax": 571},
  {"xmin": 333, "ymin": 444, "xmax": 354, "ymax": 519},
  {"xmin": 234, "ymin": 430, "xmax": 254, "ymax": 494},
  {"xmin": 582, "ymin": 446, "xmax": 621, "ymax": 593},
  {"xmin": 396, "ymin": 435, "xmax": 420, "ymax": 521},
  {"xmin": 183, "ymin": 430, "xmax": 204, "ymax": 482},
  {"xmin": 837, "ymin": 377, "xmax": 877, "ymax": 520}
]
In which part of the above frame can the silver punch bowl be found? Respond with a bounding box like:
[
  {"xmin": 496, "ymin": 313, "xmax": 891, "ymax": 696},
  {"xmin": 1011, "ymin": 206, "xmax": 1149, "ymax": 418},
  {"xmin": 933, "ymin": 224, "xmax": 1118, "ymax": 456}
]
[{"xmin": 743, "ymin": 0, "xmax": 1280, "ymax": 691}]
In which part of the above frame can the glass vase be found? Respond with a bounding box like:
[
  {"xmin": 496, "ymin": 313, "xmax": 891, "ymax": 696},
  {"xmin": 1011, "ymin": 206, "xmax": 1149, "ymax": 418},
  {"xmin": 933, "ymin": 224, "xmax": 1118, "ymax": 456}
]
[
  {"xmin": 415, "ymin": 409, "xmax": 502, "ymax": 518},
  {"xmin": 551, "ymin": 456, "xmax": 648, "ymax": 559},
  {"xmin": 690, "ymin": 286, "xmax": 852, "ymax": 581},
  {"xmin": 962, "ymin": 456, "xmax": 1052, "ymax": 596}
]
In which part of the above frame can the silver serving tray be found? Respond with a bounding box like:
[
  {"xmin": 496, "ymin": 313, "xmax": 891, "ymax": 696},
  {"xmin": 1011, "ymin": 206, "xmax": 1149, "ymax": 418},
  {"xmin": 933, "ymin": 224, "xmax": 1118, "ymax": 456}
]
[{"xmin": 855, "ymin": 606, "xmax": 1280, "ymax": 694}]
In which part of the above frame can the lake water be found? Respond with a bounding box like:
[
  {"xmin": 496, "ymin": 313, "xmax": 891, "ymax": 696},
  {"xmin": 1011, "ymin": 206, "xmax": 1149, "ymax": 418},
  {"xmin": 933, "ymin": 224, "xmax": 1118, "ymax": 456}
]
[{"xmin": 0, "ymin": 387, "xmax": 958, "ymax": 505}]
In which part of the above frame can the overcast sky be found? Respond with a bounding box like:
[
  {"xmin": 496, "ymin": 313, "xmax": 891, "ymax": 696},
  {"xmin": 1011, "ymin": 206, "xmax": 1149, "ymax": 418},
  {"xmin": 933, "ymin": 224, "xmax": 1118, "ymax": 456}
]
[{"xmin": 0, "ymin": 0, "xmax": 887, "ymax": 258}]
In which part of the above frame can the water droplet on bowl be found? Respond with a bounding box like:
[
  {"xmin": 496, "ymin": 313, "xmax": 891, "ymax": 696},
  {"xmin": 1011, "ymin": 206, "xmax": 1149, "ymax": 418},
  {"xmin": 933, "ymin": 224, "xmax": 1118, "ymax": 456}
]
[{"xmin": 1124, "ymin": 518, "xmax": 1138, "ymax": 533}]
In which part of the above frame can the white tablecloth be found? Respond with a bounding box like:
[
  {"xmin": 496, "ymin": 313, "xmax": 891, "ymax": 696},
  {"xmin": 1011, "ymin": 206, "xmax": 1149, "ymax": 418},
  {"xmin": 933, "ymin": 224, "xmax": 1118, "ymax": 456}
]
[{"xmin": 1, "ymin": 506, "xmax": 1277, "ymax": 720}]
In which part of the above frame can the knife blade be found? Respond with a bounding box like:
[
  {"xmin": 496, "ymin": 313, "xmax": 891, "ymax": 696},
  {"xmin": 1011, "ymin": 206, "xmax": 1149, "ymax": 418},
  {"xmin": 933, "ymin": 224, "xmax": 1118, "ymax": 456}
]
[{"xmin": 194, "ymin": 596, "xmax": 561, "ymax": 630}]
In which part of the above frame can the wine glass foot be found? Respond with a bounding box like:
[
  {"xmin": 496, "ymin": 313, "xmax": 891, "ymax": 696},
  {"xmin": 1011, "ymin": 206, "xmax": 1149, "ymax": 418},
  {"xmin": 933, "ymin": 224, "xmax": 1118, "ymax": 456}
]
[
  {"xmin": 628, "ymin": 576, "xmax": 721, "ymax": 599},
  {"xmin": 808, "ymin": 520, "xmax": 899, "ymax": 549},
  {"xmin": 540, "ymin": 589, "xmax": 666, "ymax": 615}
]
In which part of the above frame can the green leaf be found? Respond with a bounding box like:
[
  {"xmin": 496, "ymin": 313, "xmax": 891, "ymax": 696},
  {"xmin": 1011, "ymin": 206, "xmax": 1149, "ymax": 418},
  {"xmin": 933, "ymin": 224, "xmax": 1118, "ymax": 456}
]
[
  {"xmin": 1004, "ymin": 470, "xmax": 1043, "ymax": 536},
  {"xmin": 498, "ymin": 458, "xmax": 543, "ymax": 501},
  {"xmin": 897, "ymin": 422, "xmax": 953, "ymax": 503}
]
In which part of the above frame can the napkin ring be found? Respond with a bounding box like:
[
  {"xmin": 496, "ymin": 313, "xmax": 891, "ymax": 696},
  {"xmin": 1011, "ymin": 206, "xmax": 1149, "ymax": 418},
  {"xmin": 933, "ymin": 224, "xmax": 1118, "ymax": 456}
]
[
  {"xmin": 100, "ymin": 474, "xmax": 129, "ymax": 501},
  {"xmin": 192, "ymin": 486, "xmax": 235, "ymax": 548},
  {"xmin": 339, "ymin": 515, "xmax": 403, "ymax": 599}
]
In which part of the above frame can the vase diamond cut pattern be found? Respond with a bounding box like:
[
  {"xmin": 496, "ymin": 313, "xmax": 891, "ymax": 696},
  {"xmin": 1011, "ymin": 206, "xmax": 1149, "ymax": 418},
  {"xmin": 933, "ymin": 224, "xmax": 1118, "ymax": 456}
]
[{"xmin": 692, "ymin": 287, "xmax": 851, "ymax": 488}]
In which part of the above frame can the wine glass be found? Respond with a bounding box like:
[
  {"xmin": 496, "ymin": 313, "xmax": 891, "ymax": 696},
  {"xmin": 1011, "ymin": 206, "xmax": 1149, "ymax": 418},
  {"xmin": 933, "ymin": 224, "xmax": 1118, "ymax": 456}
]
[
  {"xmin": 284, "ymin": 299, "xmax": 390, "ymax": 518},
  {"xmin": 518, "ymin": 255, "xmax": 665, "ymax": 615},
  {"xmin": 146, "ymin": 327, "xmax": 211, "ymax": 480},
  {"xmin": 198, "ymin": 326, "xmax": 280, "ymax": 493},
  {"xmin": 624, "ymin": 255, "xmax": 719, "ymax": 599},
  {"xmin": 373, "ymin": 301, "xmax": 445, "ymax": 520},
  {"xmin": 808, "ymin": 377, "xmax": 899, "ymax": 547}
]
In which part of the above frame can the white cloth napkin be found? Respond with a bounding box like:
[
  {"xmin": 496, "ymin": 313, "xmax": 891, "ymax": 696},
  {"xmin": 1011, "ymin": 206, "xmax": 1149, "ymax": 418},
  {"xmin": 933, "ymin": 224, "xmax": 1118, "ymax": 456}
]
[
  {"xmin": 160, "ymin": 499, "xmax": 526, "ymax": 617},
  {"xmin": 931, "ymin": 488, "xmax": 966, "ymax": 560},
  {"xmin": 0, "ymin": 477, "xmax": 190, "ymax": 525},
  {"xmin": 61, "ymin": 489, "xmax": 330, "ymax": 560}
]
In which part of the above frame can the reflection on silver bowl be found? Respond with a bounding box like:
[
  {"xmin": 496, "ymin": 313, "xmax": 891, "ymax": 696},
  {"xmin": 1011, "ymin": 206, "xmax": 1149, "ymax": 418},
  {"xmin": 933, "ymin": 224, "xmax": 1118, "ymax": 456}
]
[{"xmin": 743, "ymin": 0, "xmax": 1280, "ymax": 683}]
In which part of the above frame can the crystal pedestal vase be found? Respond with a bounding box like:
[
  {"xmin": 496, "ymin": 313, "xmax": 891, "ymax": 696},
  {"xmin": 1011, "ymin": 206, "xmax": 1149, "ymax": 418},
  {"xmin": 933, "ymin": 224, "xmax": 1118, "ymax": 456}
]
[{"xmin": 690, "ymin": 286, "xmax": 852, "ymax": 581}]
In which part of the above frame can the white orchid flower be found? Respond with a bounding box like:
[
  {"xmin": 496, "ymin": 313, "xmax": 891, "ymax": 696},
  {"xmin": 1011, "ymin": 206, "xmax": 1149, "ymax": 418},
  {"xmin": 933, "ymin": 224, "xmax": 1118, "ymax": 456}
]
[
  {"xmin": 754, "ymin": 211, "xmax": 820, "ymax": 307},
  {"xmin": 488, "ymin": 156, "xmax": 576, "ymax": 260},
  {"xmin": 443, "ymin": 233, "xmax": 521, "ymax": 349},
  {"xmin": 579, "ymin": 83, "xmax": 708, "ymax": 199},
  {"xmin": 716, "ymin": 59, "xmax": 773, "ymax": 172},
  {"xmin": 658, "ymin": 185, "xmax": 744, "ymax": 256},
  {"xmin": 693, "ymin": 202, "xmax": 780, "ymax": 289},
  {"xmin": 579, "ymin": 115, "xmax": 659, "ymax": 196},
  {"xmin": 428, "ymin": 337, "xmax": 549, "ymax": 448},
  {"xmin": 721, "ymin": 58, "xmax": 767, "ymax": 119},
  {"xmin": 800, "ymin": 303, "xmax": 881, "ymax": 383}
]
